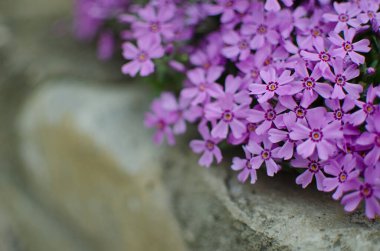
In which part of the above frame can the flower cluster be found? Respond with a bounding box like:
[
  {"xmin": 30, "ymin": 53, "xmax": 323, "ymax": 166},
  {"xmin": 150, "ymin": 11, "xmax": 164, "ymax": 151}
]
[{"xmin": 74, "ymin": 0, "xmax": 380, "ymax": 219}]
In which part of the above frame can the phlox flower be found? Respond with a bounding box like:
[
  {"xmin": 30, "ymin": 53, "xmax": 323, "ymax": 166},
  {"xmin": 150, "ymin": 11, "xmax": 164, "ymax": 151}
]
[
  {"xmin": 249, "ymin": 68, "xmax": 295, "ymax": 103},
  {"xmin": 289, "ymin": 108, "xmax": 343, "ymax": 160},
  {"xmin": 247, "ymin": 102, "xmax": 286, "ymax": 135},
  {"xmin": 323, "ymin": 155, "xmax": 360, "ymax": 200},
  {"xmin": 341, "ymin": 167, "xmax": 380, "ymax": 219},
  {"xmin": 190, "ymin": 123, "xmax": 223, "ymax": 168},
  {"xmin": 122, "ymin": 37, "xmax": 164, "ymax": 77},
  {"xmin": 231, "ymin": 145, "xmax": 259, "ymax": 184},
  {"xmin": 350, "ymin": 85, "xmax": 378, "ymax": 126},
  {"xmin": 328, "ymin": 28, "xmax": 370, "ymax": 65},
  {"xmin": 291, "ymin": 153, "xmax": 326, "ymax": 190},
  {"xmin": 323, "ymin": 2, "xmax": 361, "ymax": 33},
  {"xmin": 300, "ymin": 37, "xmax": 334, "ymax": 73},
  {"xmin": 356, "ymin": 112, "xmax": 380, "ymax": 166},
  {"xmin": 205, "ymin": 0, "xmax": 250, "ymax": 23},
  {"xmin": 222, "ymin": 30, "xmax": 251, "ymax": 61}
]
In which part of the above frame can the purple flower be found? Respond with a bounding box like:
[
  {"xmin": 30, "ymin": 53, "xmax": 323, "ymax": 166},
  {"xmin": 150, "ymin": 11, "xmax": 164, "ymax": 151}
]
[
  {"xmin": 205, "ymin": 96, "xmax": 248, "ymax": 139},
  {"xmin": 247, "ymin": 102, "xmax": 286, "ymax": 135},
  {"xmin": 241, "ymin": 3, "xmax": 280, "ymax": 49},
  {"xmin": 329, "ymin": 28, "xmax": 370, "ymax": 65},
  {"xmin": 132, "ymin": 4, "xmax": 175, "ymax": 42},
  {"xmin": 249, "ymin": 68, "xmax": 295, "ymax": 103},
  {"xmin": 324, "ymin": 155, "xmax": 360, "ymax": 200},
  {"xmin": 324, "ymin": 58, "xmax": 362, "ymax": 99},
  {"xmin": 292, "ymin": 63, "xmax": 333, "ymax": 106},
  {"xmin": 144, "ymin": 94, "xmax": 178, "ymax": 145},
  {"xmin": 222, "ymin": 30, "xmax": 251, "ymax": 61},
  {"xmin": 300, "ymin": 37, "xmax": 334, "ymax": 73},
  {"xmin": 323, "ymin": 2, "xmax": 361, "ymax": 33},
  {"xmin": 350, "ymin": 85, "xmax": 378, "ymax": 126},
  {"xmin": 122, "ymin": 37, "xmax": 164, "ymax": 77},
  {"xmin": 356, "ymin": 112, "xmax": 380, "ymax": 166},
  {"xmin": 180, "ymin": 67, "xmax": 224, "ymax": 106},
  {"xmin": 341, "ymin": 167, "xmax": 380, "ymax": 219},
  {"xmin": 268, "ymin": 113, "xmax": 297, "ymax": 160},
  {"xmin": 190, "ymin": 123, "xmax": 223, "ymax": 168},
  {"xmin": 290, "ymin": 108, "xmax": 343, "ymax": 160},
  {"xmin": 205, "ymin": 0, "xmax": 249, "ymax": 23},
  {"xmin": 245, "ymin": 139, "xmax": 281, "ymax": 177},
  {"xmin": 231, "ymin": 145, "xmax": 258, "ymax": 184},
  {"xmin": 291, "ymin": 153, "xmax": 326, "ymax": 190},
  {"xmin": 325, "ymin": 97, "xmax": 355, "ymax": 124},
  {"xmin": 265, "ymin": 0, "xmax": 293, "ymax": 12},
  {"xmin": 219, "ymin": 75, "xmax": 251, "ymax": 105}
]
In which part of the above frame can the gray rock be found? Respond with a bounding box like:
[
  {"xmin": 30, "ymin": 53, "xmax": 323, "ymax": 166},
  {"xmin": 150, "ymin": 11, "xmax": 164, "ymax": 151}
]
[{"xmin": 18, "ymin": 81, "xmax": 380, "ymax": 251}]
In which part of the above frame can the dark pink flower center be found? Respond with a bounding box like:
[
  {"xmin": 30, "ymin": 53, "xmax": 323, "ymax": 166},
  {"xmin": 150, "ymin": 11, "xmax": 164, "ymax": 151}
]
[
  {"xmin": 247, "ymin": 123, "xmax": 257, "ymax": 132},
  {"xmin": 261, "ymin": 149, "xmax": 271, "ymax": 160},
  {"xmin": 137, "ymin": 52, "xmax": 149, "ymax": 62},
  {"xmin": 222, "ymin": 110, "xmax": 234, "ymax": 122},
  {"xmin": 335, "ymin": 74, "xmax": 346, "ymax": 86},
  {"xmin": 343, "ymin": 41, "xmax": 353, "ymax": 52},
  {"xmin": 238, "ymin": 40, "xmax": 249, "ymax": 50},
  {"xmin": 363, "ymin": 103, "xmax": 375, "ymax": 115},
  {"xmin": 311, "ymin": 27, "xmax": 322, "ymax": 37},
  {"xmin": 264, "ymin": 57, "xmax": 272, "ymax": 66},
  {"xmin": 257, "ymin": 24, "xmax": 268, "ymax": 35},
  {"xmin": 368, "ymin": 11, "xmax": 375, "ymax": 19},
  {"xmin": 205, "ymin": 140, "xmax": 215, "ymax": 151},
  {"xmin": 156, "ymin": 120, "xmax": 165, "ymax": 130},
  {"xmin": 294, "ymin": 106, "xmax": 307, "ymax": 118},
  {"xmin": 303, "ymin": 77, "xmax": 315, "ymax": 90},
  {"xmin": 338, "ymin": 13, "xmax": 349, "ymax": 22},
  {"xmin": 334, "ymin": 109, "xmax": 344, "ymax": 120},
  {"xmin": 338, "ymin": 171, "xmax": 348, "ymax": 183},
  {"xmin": 308, "ymin": 161, "xmax": 321, "ymax": 173},
  {"xmin": 251, "ymin": 68, "xmax": 259, "ymax": 79},
  {"xmin": 360, "ymin": 183, "xmax": 373, "ymax": 198},
  {"xmin": 198, "ymin": 83, "xmax": 206, "ymax": 92},
  {"xmin": 265, "ymin": 109, "xmax": 276, "ymax": 121},
  {"xmin": 309, "ymin": 129, "xmax": 323, "ymax": 142},
  {"xmin": 319, "ymin": 51, "xmax": 331, "ymax": 62},
  {"xmin": 266, "ymin": 81, "xmax": 279, "ymax": 92},
  {"xmin": 150, "ymin": 22, "xmax": 161, "ymax": 33}
]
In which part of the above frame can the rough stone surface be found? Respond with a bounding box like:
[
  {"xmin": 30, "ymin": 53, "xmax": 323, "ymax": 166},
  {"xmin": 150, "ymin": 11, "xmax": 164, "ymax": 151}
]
[
  {"xmin": 19, "ymin": 82, "xmax": 380, "ymax": 251},
  {"xmin": 19, "ymin": 81, "xmax": 186, "ymax": 251}
]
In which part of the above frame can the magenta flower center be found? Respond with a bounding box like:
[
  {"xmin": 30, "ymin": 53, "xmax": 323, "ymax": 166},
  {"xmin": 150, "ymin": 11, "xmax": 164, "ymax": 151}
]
[
  {"xmin": 251, "ymin": 68, "xmax": 259, "ymax": 79},
  {"xmin": 363, "ymin": 103, "xmax": 375, "ymax": 114},
  {"xmin": 338, "ymin": 171, "xmax": 348, "ymax": 183},
  {"xmin": 264, "ymin": 57, "xmax": 272, "ymax": 66},
  {"xmin": 311, "ymin": 27, "xmax": 322, "ymax": 37},
  {"xmin": 198, "ymin": 83, "xmax": 206, "ymax": 92},
  {"xmin": 222, "ymin": 110, "xmax": 234, "ymax": 122},
  {"xmin": 261, "ymin": 149, "xmax": 271, "ymax": 160},
  {"xmin": 247, "ymin": 123, "xmax": 257, "ymax": 132},
  {"xmin": 205, "ymin": 140, "xmax": 215, "ymax": 151},
  {"xmin": 368, "ymin": 11, "xmax": 375, "ymax": 19},
  {"xmin": 137, "ymin": 52, "xmax": 148, "ymax": 62},
  {"xmin": 343, "ymin": 42, "xmax": 353, "ymax": 52},
  {"xmin": 309, "ymin": 129, "xmax": 323, "ymax": 142},
  {"xmin": 360, "ymin": 183, "xmax": 373, "ymax": 198},
  {"xmin": 335, "ymin": 74, "xmax": 346, "ymax": 86},
  {"xmin": 294, "ymin": 106, "xmax": 307, "ymax": 118},
  {"xmin": 267, "ymin": 81, "xmax": 279, "ymax": 92},
  {"xmin": 238, "ymin": 40, "xmax": 249, "ymax": 50},
  {"xmin": 338, "ymin": 13, "xmax": 349, "ymax": 22},
  {"xmin": 265, "ymin": 109, "xmax": 276, "ymax": 121},
  {"xmin": 156, "ymin": 120, "xmax": 165, "ymax": 130},
  {"xmin": 257, "ymin": 24, "xmax": 268, "ymax": 35},
  {"xmin": 334, "ymin": 109, "xmax": 344, "ymax": 120},
  {"xmin": 303, "ymin": 77, "xmax": 315, "ymax": 90},
  {"xmin": 308, "ymin": 161, "xmax": 320, "ymax": 173},
  {"xmin": 150, "ymin": 22, "xmax": 161, "ymax": 33},
  {"xmin": 319, "ymin": 51, "xmax": 331, "ymax": 62}
]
